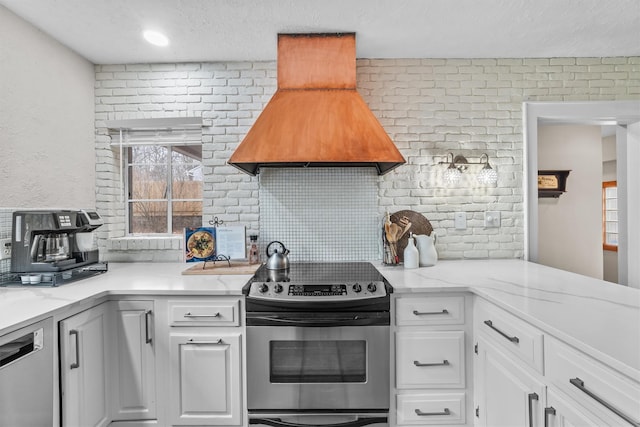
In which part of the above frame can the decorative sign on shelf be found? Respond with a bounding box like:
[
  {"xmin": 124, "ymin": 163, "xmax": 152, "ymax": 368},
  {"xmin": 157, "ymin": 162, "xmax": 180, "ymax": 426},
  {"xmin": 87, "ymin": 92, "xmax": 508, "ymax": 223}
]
[{"xmin": 538, "ymin": 170, "xmax": 571, "ymax": 198}]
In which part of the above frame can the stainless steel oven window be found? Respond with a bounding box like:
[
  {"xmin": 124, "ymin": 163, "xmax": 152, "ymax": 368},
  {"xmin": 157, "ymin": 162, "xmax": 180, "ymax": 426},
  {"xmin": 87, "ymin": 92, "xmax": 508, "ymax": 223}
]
[{"xmin": 270, "ymin": 340, "xmax": 366, "ymax": 383}]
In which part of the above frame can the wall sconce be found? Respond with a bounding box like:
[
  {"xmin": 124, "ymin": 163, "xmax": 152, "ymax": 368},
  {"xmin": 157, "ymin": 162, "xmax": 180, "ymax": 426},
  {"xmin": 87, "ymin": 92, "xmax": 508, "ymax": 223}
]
[{"xmin": 439, "ymin": 153, "xmax": 498, "ymax": 185}]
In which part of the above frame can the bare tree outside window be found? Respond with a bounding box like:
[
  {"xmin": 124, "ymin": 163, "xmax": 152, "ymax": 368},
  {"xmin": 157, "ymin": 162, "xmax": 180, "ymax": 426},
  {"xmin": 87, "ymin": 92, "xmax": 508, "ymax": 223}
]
[{"xmin": 127, "ymin": 145, "xmax": 202, "ymax": 234}]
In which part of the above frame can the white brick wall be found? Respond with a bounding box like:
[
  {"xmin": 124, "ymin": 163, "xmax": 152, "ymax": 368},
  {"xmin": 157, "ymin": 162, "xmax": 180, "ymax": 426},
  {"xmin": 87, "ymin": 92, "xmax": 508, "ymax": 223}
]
[{"xmin": 94, "ymin": 57, "xmax": 640, "ymax": 261}]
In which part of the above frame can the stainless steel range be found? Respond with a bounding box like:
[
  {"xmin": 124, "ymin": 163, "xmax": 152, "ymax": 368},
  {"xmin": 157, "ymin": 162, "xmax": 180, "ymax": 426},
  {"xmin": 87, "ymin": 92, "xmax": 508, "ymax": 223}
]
[{"xmin": 243, "ymin": 262, "xmax": 391, "ymax": 427}]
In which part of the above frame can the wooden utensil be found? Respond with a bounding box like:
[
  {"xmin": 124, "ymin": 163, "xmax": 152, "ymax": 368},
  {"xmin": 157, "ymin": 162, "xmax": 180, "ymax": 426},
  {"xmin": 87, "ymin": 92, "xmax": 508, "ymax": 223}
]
[
  {"xmin": 398, "ymin": 216, "xmax": 412, "ymax": 239},
  {"xmin": 388, "ymin": 222, "xmax": 402, "ymax": 263}
]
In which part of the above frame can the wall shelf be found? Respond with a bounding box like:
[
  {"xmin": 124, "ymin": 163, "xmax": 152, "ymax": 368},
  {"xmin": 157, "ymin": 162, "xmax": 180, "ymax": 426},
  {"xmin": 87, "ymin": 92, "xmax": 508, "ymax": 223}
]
[{"xmin": 538, "ymin": 170, "xmax": 571, "ymax": 198}]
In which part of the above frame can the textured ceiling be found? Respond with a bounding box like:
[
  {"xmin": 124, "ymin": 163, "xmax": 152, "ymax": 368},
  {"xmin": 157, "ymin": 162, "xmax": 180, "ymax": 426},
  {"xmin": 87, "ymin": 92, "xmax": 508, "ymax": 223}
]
[{"xmin": 1, "ymin": 0, "xmax": 639, "ymax": 64}]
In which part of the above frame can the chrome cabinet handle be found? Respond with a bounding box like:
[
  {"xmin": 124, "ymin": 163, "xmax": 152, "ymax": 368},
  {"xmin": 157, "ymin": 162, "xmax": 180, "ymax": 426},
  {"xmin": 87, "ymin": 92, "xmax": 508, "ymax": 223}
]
[
  {"xmin": 413, "ymin": 309, "xmax": 448, "ymax": 316},
  {"xmin": 528, "ymin": 393, "xmax": 539, "ymax": 427},
  {"xmin": 145, "ymin": 310, "xmax": 153, "ymax": 344},
  {"xmin": 570, "ymin": 377, "xmax": 640, "ymax": 426},
  {"xmin": 415, "ymin": 408, "xmax": 450, "ymax": 416},
  {"xmin": 184, "ymin": 312, "xmax": 220, "ymax": 318},
  {"xmin": 69, "ymin": 330, "xmax": 80, "ymax": 369},
  {"xmin": 544, "ymin": 407, "xmax": 556, "ymax": 427},
  {"xmin": 187, "ymin": 338, "xmax": 224, "ymax": 345},
  {"xmin": 484, "ymin": 320, "xmax": 520, "ymax": 343},
  {"xmin": 414, "ymin": 359, "xmax": 449, "ymax": 367}
]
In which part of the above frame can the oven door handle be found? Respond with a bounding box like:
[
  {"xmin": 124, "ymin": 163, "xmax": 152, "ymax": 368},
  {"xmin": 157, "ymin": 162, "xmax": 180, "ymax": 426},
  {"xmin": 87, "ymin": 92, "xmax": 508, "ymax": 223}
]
[
  {"xmin": 249, "ymin": 416, "xmax": 388, "ymax": 427},
  {"xmin": 247, "ymin": 314, "xmax": 387, "ymax": 327}
]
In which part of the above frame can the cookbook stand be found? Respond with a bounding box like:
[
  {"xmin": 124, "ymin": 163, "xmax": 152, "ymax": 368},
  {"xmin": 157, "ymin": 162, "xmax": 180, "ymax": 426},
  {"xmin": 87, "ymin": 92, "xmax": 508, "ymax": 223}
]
[
  {"xmin": 201, "ymin": 254, "xmax": 231, "ymax": 269},
  {"xmin": 200, "ymin": 217, "xmax": 232, "ymax": 268}
]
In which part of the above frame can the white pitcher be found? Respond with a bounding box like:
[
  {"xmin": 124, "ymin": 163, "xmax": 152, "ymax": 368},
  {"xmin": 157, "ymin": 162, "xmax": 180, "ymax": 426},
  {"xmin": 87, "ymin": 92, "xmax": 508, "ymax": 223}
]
[{"xmin": 415, "ymin": 233, "xmax": 438, "ymax": 267}]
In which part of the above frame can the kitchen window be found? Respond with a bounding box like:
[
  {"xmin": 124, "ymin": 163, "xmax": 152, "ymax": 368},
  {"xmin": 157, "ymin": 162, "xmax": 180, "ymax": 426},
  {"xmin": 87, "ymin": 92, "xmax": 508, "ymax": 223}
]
[
  {"xmin": 107, "ymin": 118, "xmax": 204, "ymax": 235},
  {"xmin": 125, "ymin": 144, "xmax": 202, "ymax": 234},
  {"xmin": 603, "ymin": 180, "xmax": 618, "ymax": 251}
]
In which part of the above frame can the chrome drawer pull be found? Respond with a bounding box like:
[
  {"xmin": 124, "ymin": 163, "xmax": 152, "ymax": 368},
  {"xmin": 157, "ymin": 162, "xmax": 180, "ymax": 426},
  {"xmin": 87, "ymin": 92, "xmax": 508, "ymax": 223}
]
[
  {"xmin": 484, "ymin": 320, "xmax": 519, "ymax": 343},
  {"xmin": 412, "ymin": 309, "xmax": 449, "ymax": 316},
  {"xmin": 184, "ymin": 312, "xmax": 220, "ymax": 318},
  {"xmin": 415, "ymin": 408, "xmax": 450, "ymax": 416},
  {"xmin": 414, "ymin": 359, "xmax": 449, "ymax": 367},
  {"xmin": 570, "ymin": 377, "xmax": 640, "ymax": 427},
  {"xmin": 544, "ymin": 407, "xmax": 556, "ymax": 427},
  {"xmin": 69, "ymin": 330, "xmax": 80, "ymax": 370},
  {"xmin": 528, "ymin": 393, "xmax": 539, "ymax": 427},
  {"xmin": 187, "ymin": 338, "xmax": 224, "ymax": 345},
  {"xmin": 145, "ymin": 310, "xmax": 153, "ymax": 344}
]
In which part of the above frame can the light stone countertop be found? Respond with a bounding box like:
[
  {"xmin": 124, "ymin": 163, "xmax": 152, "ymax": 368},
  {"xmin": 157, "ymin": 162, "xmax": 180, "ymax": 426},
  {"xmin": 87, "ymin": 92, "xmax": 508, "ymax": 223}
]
[
  {"xmin": 1, "ymin": 259, "xmax": 639, "ymax": 380},
  {"xmin": 0, "ymin": 262, "xmax": 250, "ymax": 334},
  {"xmin": 377, "ymin": 259, "xmax": 640, "ymax": 378}
]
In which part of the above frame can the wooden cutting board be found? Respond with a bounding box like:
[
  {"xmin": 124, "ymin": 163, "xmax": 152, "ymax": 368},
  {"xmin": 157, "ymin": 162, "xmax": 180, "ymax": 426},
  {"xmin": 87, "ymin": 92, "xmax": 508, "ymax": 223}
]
[
  {"xmin": 182, "ymin": 261, "xmax": 261, "ymax": 275},
  {"xmin": 389, "ymin": 210, "xmax": 434, "ymax": 263}
]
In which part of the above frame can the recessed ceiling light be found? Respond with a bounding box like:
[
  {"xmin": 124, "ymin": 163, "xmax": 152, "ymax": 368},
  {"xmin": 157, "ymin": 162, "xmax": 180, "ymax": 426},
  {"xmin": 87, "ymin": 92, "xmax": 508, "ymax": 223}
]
[{"xmin": 143, "ymin": 30, "xmax": 169, "ymax": 47}]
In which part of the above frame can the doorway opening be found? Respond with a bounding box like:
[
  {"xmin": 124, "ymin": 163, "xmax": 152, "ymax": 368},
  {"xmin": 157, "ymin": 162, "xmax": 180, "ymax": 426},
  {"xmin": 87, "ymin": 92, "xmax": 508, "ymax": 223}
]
[{"xmin": 524, "ymin": 101, "xmax": 640, "ymax": 288}]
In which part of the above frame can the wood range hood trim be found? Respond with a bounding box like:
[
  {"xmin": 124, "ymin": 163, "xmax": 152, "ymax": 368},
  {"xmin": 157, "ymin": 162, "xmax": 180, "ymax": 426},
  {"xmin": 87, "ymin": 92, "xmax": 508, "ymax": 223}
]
[{"xmin": 228, "ymin": 33, "xmax": 406, "ymax": 176}]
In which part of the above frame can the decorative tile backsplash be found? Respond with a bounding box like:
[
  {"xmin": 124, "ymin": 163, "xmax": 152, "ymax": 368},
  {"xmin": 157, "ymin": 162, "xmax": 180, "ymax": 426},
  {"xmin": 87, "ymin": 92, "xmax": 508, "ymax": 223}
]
[
  {"xmin": 0, "ymin": 208, "xmax": 14, "ymax": 273},
  {"xmin": 259, "ymin": 168, "xmax": 380, "ymax": 262}
]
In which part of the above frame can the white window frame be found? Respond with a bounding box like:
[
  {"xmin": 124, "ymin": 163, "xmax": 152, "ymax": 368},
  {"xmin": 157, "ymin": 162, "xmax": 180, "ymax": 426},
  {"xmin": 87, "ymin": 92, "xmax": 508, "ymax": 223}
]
[
  {"xmin": 107, "ymin": 118, "xmax": 203, "ymax": 236},
  {"xmin": 603, "ymin": 180, "xmax": 618, "ymax": 251},
  {"xmin": 124, "ymin": 144, "xmax": 202, "ymax": 234}
]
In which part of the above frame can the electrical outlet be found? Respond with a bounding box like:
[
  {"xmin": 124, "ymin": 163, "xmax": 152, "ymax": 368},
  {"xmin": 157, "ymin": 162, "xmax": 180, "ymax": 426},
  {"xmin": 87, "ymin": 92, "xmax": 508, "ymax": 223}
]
[
  {"xmin": 0, "ymin": 238, "xmax": 11, "ymax": 260},
  {"xmin": 485, "ymin": 211, "xmax": 501, "ymax": 228},
  {"xmin": 454, "ymin": 212, "xmax": 467, "ymax": 230}
]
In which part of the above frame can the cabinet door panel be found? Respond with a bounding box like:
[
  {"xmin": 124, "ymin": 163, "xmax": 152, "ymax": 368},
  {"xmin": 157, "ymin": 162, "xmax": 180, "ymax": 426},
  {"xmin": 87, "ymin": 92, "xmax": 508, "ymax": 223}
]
[
  {"xmin": 169, "ymin": 332, "xmax": 241, "ymax": 426},
  {"xmin": 396, "ymin": 331, "xmax": 465, "ymax": 389},
  {"xmin": 396, "ymin": 392, "xmax": 466, "ymax": 425},
  {"xmin": 60, "ymin": 303, "xmax": 110, "ymax": 427},
  {"xmin": 546, "ymin": 388, "xmax": 609, "ymax": 427},
  {"xmin": 475, "ymin": 336, "xmax": 544, "ymax": 427},
  {"xmin": 396, "ymin": 296, "xmax": 465, "ymax": 326},
  {"xmin": 111, "ymin": 300, "xmax": 156, "ymax": 421}
]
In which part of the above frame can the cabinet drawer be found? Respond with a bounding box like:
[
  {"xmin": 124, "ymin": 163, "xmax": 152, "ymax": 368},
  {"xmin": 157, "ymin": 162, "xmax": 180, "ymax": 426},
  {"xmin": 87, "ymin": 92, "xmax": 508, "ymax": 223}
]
[
  {"xmin": 546, "ymin": 337, "xmax": 640, "ymax": 426},
  {"xmin": 396, "ymin": 296, "xmax": 465, "ymax": 326},
  {"xmin": 396, "ymin": 331, "xmax": 465, "ymax": 389},
  {"xmin": 168, "ymin": 299, "xmax": 240, "ymax": 326},
  {"xmin": 396, "ymin": 392, "xmax": 466, "ymax": 425},
  {"xmin": 474, "ymin": 299, "xmax": 543, "ymax": 373}
]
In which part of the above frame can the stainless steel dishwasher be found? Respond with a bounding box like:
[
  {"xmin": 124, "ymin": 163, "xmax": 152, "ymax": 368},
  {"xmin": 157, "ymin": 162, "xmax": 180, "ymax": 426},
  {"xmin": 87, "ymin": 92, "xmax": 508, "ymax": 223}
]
[{"xmin": 0, "ymin": 317, "xmax": 54, "ymax": 426}]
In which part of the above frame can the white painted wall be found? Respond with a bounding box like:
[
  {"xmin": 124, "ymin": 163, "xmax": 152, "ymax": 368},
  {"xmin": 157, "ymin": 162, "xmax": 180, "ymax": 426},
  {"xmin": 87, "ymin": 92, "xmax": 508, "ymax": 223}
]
[
  {"xmin": 94, "ymin": 58, "xmax": 640, "ymax": 261},
  {"xmin": 538, "ymin": 125, "xmax": 603, "ymax": 279},
  {"xmin": 621, "ymin": 122, "xmax": 640, "ymax": 288},
  {"xmin": 0, "ymin": 6, "xmax": 95, "ymax": 208}
]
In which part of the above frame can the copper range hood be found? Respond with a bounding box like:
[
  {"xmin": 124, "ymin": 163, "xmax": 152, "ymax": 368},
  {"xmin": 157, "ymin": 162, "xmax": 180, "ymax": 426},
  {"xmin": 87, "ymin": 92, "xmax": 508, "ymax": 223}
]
[{"xmin": 228, "ymin": 33, "xmax": 406, "ymax": 176}]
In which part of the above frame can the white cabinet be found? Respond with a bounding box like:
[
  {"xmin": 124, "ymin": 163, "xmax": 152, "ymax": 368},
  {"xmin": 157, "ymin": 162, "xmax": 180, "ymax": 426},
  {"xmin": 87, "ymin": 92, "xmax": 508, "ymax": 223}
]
[
  {"xmin": 396, "ymin": 331, "xmax": 465, "ymax": 389},
  {"xmin": 59, "ymin": 302, "xmax": 110, "ymax": 427},
  {"xmin": 473, "ymin": 298, "xmax": 545, "ymax": 427},
  {"xmin": 164, "ymin": 298, "xmax": 243, "ymax": 426},
  {"xmin": 544, "ymin": 388, "xmax": 610, "ymax": 427},
  {"xmin": 473, "ymin": 297, "xmax": 640, "ymax": 427},
  {"xmin": 474, "ymin": 335, "xmax": 545, "ymax": 427},
  {"xmin": 544, "ymin": 336, "xmax": 640, "ymax": 427},
  {"xmin": 109, "ymin": 300, "xmax": 156, "ymax": 422},
  {"xmin": 393, "ymin": 294, "xmax": 471, "ymax": 426},
  {"xmin": 169, "ymin": 332, "xmax": 241, "ymax": 425}
]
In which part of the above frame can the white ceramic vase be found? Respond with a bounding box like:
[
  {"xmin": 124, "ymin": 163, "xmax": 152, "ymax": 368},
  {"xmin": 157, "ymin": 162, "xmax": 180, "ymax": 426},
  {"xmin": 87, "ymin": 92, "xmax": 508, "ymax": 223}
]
[{"xmin": 403, "ymin": 233, "xmax": 419, "ymax": 269}]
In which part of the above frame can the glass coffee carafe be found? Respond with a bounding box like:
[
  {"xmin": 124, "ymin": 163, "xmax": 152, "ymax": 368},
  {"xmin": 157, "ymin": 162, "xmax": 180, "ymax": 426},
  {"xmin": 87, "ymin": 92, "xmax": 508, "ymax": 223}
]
[{"xmin": 31, "ymin": 233, "xmax": 70, "ymax": 263}]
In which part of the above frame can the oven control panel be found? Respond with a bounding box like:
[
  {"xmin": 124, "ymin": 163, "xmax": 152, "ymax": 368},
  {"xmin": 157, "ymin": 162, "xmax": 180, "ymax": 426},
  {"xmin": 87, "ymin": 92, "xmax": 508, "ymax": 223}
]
[{"xmin": 248, "ymin": 281, "xmax": 387, "ymax": 300}]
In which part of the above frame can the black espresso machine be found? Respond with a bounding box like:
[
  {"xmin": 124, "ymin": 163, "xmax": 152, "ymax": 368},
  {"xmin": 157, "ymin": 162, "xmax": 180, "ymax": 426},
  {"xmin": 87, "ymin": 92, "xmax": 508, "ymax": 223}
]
[{"xmin": 11, "ymin": 209, "xmax": 103, "ymax": 274}]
